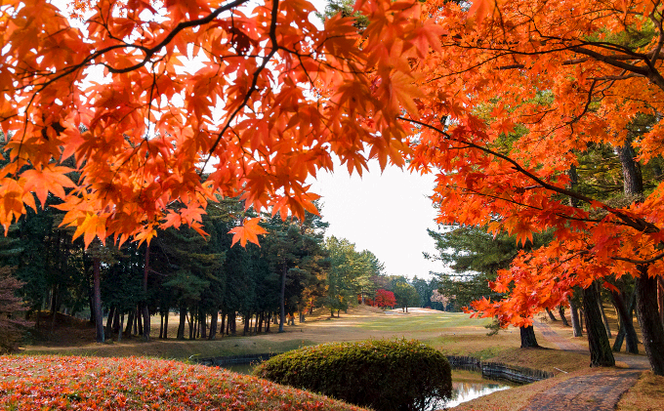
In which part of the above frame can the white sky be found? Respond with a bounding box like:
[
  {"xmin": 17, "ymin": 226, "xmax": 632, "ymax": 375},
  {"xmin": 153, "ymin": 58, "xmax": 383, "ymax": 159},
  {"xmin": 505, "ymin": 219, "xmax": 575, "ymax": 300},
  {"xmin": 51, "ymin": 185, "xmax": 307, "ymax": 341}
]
[{"xmin": 308, "ymin": 162, "xmax": 443, "ymax": 280}]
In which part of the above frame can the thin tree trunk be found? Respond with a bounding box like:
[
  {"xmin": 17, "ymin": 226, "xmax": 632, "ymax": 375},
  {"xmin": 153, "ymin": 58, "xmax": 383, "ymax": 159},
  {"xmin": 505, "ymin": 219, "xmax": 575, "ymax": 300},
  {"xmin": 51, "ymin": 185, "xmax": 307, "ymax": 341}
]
[
  {"xmin": 177, "ymin": 308, "xmax": 186, "ymax": 340},
  {"xmin": 124, "ymin": 310, "xmax": 134, "ymax": 337},
  {"xmin": 188, "ymin": 310, "xmax": 195, "ymax": 339},
  {"xmin": 520, "ymin": 326, "xmax": 539, "ymax": 348},
  {"xmin": 636, "ymin": 268, "xmax": 664, "ymax": 376},
  {"xmin": 112, "ymin": 307, "xmax": 120, "ymax": 334},
  {"xmin": 209, "ymin": 310, "xmax": 218, "ymax": 340},
  {"xmin": 163, "ymin": 309, "xmax": 169, "ymax": 339},
  {"xmin": 611, "ymin": 289, "xmax": 639, "ymax": 354},
  {"xmin": 200, "ymin": 310, "xmax": 207, "ymax": 339},
  {"xmin": 118, "ymin": 312, "xmax": 124, "ymax": 342},
  {"xmin": 279, "ymin": 263, "xmax": 286, "ymax": 333},
  {"xmin": 569, "ymin": 297, "xmax": 583, "ymax": 337},
  {"xmin": 221, "ymin": 311, "xmax": 226, "ymax": 336},
  {"xmin": 50, "ymin": 284, "xmax": 58, "ymax": 332},
  {"xmin": 597, "ymin": 287, "xmax": 612, "ymax": 338},
  {"xmin": 558, "ymin": 306, "xmax": 569, "ymax": 326},
  {"xmin": 658, "ymin": 277, "xmax": 664, "ymax": 327},
  {"xmin": 230, "ymin": 311, "xmax": 236, "ymax": 335},
  {"xmin": 583, "ymin": 283, "xmax": 615, "ymax": 367},
  {"xmin": 546, "ymin": 307, "xmax": 557, "ymax": 321},
  {"xmin": 142, "ymin": 244, "xmax": 151, "ymax": 341},
  {"xmin": 137, "ymin": 305, "xmax": 144, "ymax": 336},
  {"xmin": 106, "ymin": 305, "xmax": 115, "ymax": 337},
  {"xmin": 93, "ymin": 257, "xmax": 104, "ymax": 343},
  {"xmin": 243, "ymin": 312, "xmax": 250, "ymax": 336}
]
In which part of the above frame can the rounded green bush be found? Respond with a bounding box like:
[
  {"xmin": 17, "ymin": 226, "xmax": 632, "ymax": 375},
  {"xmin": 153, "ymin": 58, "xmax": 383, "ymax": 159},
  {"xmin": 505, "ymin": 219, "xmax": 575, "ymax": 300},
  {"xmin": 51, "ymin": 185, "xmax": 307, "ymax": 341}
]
[{"xmin": 253, "ymin": 339, "xmax": 452, "ymax": 411}]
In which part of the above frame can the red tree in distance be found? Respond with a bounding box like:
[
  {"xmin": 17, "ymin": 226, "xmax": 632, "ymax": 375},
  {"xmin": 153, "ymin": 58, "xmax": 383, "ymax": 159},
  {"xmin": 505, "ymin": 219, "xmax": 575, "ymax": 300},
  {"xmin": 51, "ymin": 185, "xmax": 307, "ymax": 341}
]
[{"xmin": 374, "ymin": 289, "xmax": 396, "ymax": 309}]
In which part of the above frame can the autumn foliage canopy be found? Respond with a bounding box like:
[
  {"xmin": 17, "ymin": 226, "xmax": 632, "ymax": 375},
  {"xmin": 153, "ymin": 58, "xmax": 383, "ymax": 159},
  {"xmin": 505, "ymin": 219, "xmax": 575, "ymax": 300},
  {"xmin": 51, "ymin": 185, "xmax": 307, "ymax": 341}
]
[{"xmin": 3, "ymin": 0, "xmax": 664, "ymax": 333}]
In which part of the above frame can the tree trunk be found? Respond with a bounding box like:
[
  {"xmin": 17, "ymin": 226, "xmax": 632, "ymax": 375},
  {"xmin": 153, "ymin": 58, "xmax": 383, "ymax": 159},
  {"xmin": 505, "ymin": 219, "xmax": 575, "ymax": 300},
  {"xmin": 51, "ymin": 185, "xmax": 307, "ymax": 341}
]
[
  {"xmin": 124, "ymin": 310, "xmax": 134, "ymax": 337},
  {"xmin": 611, "ymin": 289, "xmax": 639, "ymax": 354},
  {"xmin": 243, "ymin": 312, "xmax": 250, "ymax": 335},
  {"xmin": 546, "ymin": 307, "xmax": 557, "ymax": 321},
  {"xmin": 230, "ymin": 311, "xmax": 236, "ymax": 335},
  {"xmin": 209, "ymin": 310, "xmax": 218, "ymax": 340},
  {"xmin": 617, "ymin": 140, "xmax": 644, "ymax": 196},
  {"xmin": 266, "ymin": 313, "xmax": 271, "ymax": 332},
  {"xmin": 558, "ymin": 306, "xmax": 569, "ymax": 327},
  {"xmin": 137, "ymin": 305, "xmax": 144, "ymax": 336},
  {"xmin": 112, "ymin": 307, "xmax": 121, "ymax": 334},
  {"xmin": 163, "ymin": 309, "xmax": 169, "ymax": 339},
  {"xmin": 636, "ymin": 268, "xmax": 664, "ymax": 376},
  {"xmin": 583, "ymin": 284, "xmax": 615, "ymax": 367},
  {"xmin": 188, "ymin": 310, "xmax": 195, "ymax": 339},
  {"xmin": 569, "ymin": 297, "xmax": 583, "ymax": 337},
  {"xmin": 658, "ymin": 277, "xmax": 664, "ymax": 327},
  {"xmin": 105, "ymin": 305, "xmax": 115, "ymax": 337},
  {"xmin": 177, "ymin": 308, "xmax": 186, "ymax": 340},
  {"xmin": 221, "ymin": 311, "xmax": 226, "ymax": 336},
  {"xmin": 142, "ymin": 244, "xmax": 150, "ymax": 341},
  {"xmin": 597, "ymin": 289, "xmax": 612, "ymax": 338},
  {"xmin": 93, "ymin": 257, "xmax": 104, "ymax": 343},
  {"xmin": 520, "ymin": 326, "xmax": 539, "ymax": 348},
  {"xmin": 279, "ymin": 263, "xmax": 286, "ymax": 333},
  {"xmin": 118, "ymin": 312, "xmax": 124, "ymax": 342}
]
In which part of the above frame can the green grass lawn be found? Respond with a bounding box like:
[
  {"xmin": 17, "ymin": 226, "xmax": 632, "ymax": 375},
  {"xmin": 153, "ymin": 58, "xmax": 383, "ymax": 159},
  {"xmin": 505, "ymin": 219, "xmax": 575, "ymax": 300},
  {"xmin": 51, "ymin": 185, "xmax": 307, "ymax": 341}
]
[{"xmin": 18, "ymin": 305, "xmax": 664, "ymax": 411}]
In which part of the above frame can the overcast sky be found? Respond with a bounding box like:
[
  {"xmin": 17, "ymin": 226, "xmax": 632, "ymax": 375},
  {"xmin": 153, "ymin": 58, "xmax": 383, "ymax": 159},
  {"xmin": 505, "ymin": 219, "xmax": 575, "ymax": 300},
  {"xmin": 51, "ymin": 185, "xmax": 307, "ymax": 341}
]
[{"xmin": 308, "ymin": 161, "xmax": 444, "ymax": 280}]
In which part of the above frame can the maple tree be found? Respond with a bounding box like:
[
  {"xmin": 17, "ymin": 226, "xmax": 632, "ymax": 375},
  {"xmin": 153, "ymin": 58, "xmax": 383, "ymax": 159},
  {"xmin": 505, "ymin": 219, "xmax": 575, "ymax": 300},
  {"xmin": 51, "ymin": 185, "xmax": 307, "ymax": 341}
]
[
  {"xmin": 390, "ymin": 0, "xmax": 664, "ymax": 374},
  {"xmin": 373, "ymin": 288, "xmax": 396, "ymax": 308}
]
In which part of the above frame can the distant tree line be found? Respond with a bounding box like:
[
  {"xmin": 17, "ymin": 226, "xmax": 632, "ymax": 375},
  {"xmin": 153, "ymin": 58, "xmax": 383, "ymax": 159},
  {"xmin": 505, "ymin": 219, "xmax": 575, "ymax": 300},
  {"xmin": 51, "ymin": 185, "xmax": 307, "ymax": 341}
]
[{"xmin": 0, "ymin": 188, "xmax": 402, "ymax": 344}]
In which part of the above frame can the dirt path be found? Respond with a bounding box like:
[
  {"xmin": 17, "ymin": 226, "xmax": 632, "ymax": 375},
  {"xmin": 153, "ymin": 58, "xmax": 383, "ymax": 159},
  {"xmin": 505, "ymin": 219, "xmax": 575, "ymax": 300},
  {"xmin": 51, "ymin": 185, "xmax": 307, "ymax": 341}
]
[{"xmin": 524, "ymin": 321, "xmax": 648, "ymax": 411}]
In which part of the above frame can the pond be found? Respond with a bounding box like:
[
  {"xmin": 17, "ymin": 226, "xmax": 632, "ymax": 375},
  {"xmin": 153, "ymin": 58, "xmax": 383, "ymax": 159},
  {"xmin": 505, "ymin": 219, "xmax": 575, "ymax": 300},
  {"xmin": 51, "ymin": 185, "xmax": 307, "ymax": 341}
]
[{"xmin": 221, "ymin": 365, "xmax": 512, "ymax": 409}]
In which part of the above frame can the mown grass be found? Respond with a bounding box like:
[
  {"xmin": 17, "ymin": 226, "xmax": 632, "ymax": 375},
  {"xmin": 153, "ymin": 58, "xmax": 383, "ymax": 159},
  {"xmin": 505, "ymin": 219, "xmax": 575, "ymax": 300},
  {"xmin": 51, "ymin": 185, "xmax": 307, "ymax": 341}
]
[
  {"xmin": 20, "ymin": 306, "xmax": 658, "ymax": 411},
  {"xmin": 26, "ymin": 337, "xmax": 317, "ymax": 361}
]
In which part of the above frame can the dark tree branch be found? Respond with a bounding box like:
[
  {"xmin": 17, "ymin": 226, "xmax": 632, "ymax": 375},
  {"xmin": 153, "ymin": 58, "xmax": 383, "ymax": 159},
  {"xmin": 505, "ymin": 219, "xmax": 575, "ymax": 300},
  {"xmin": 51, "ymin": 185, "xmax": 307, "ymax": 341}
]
[{"xmin": 398, "ymin": 116, "xmax": 661, "ymax": 234}]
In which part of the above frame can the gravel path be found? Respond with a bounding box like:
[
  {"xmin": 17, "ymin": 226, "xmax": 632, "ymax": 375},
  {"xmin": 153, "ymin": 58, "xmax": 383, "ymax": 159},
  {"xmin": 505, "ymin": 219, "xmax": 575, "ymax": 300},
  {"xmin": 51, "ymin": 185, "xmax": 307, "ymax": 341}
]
[
  {"xmin": 521, "ymin": 369, "xmax": 642, "ymax": 411},
  {"xmin": 522, "ymin": 321, "xmax": 649, "ymax": 411}
]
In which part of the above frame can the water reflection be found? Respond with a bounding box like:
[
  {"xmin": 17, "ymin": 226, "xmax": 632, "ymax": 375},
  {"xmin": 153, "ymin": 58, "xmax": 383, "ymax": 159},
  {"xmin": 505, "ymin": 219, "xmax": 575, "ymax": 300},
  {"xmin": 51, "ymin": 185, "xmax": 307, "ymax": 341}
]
[{"xmin": 444, "ymin": 381, "xmax": 511, "ymax": 408}]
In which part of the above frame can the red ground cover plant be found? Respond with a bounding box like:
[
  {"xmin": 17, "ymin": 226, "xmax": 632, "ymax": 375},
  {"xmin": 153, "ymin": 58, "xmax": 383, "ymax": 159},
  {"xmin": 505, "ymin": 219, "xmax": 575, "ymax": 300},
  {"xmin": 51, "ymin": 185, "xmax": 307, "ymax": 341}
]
[{"xmin": 0, "ymin": 356, "xmax": 369, "ymax": 410}]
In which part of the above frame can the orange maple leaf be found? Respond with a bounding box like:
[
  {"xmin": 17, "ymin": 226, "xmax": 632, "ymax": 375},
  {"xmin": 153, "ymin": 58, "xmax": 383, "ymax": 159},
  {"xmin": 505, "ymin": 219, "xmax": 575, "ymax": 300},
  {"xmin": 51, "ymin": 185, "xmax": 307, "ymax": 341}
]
[
  {"xmin": 229, "ymin": 217, "xmax": 268, "ymax": 247},
  {"xmin": 21, "ymin": 166, "xmax": 75, "ymax": 207}
]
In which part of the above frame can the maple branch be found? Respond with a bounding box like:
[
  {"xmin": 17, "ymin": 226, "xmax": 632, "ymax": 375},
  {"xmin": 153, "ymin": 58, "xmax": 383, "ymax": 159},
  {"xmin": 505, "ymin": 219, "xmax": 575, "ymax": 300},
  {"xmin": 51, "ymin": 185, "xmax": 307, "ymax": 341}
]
[
  {"xmin": 589, "ymin": 73, "xmax": 643, "ymax": 81},
  {"xmin": 201, "ymin": 0, "xmax": 281, "ymax": 173},
  {"xmin": 648, "ymin": 4, "xmax": 664, "ymax": 68},
  {"xmin": 103, "ymin": 0, "xmax": 250, "ymax": 74},
  {"xmin": 613, "ymin": 251, "xmax": 664, "ymax": 265},
  {"xmin": 398, "ymin": 116, "xmax": 661, "ymax": 234},
  {"xmin": 570, "ymin": 46, "xmax": 664, "ymax": 91}
]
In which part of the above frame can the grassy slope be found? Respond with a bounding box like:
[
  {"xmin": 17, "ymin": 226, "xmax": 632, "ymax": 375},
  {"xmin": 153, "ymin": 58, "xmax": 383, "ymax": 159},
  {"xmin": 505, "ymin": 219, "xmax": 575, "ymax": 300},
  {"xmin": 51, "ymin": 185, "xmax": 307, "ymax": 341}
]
[{"xmin": 19, "ymin": 306, "xmax": 662, "ymax": 410}]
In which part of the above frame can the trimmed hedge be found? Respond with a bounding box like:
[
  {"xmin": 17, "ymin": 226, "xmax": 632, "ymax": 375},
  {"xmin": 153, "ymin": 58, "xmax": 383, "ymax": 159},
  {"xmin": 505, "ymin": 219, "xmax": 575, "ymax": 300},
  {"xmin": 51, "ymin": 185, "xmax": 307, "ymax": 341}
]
[{"xmin": 253, "ymin": 339, "xmax": 453, "ymax": 411}]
